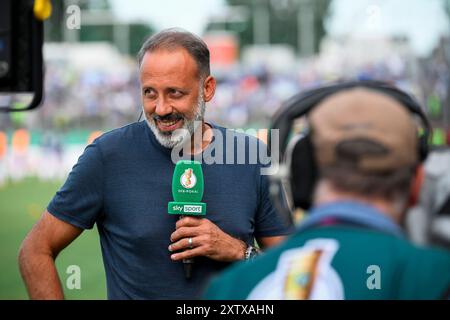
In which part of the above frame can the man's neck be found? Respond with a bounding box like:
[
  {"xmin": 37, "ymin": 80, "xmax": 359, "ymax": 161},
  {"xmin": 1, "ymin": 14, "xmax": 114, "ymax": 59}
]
[
  {"xmin": 313, "ymin": 180, "xmax": 404, "ymax": 224},
  {"xmin": 188, "ymin": 121, "xmax": 213, "ymax": 155}
]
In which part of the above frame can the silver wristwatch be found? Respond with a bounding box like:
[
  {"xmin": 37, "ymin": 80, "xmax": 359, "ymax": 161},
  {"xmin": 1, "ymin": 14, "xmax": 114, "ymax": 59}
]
[{"xmin": 244, "ymin": 245, "xmax": 260, "ymax": 260}]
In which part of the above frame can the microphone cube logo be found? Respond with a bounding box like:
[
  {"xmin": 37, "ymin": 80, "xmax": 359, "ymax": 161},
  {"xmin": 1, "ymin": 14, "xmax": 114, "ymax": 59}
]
[
  {"xmin": 180, "ymin": 168, "xmax": 196, "ymax": 189},
  {"xmin": 168, "ymin": 160, "xmax": 206, "ymax": 216},
  {"xmin": 168, "ymin": 203, "xmax": 206, "ymax": 215}
]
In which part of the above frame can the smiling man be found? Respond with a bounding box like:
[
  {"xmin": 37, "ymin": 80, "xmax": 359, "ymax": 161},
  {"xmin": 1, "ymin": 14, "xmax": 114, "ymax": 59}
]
[
  {"xmin": 18, "ymin": 29, "xmax": 293, "ymax": 300},
  {"xmin": 139, "ymin": 31, "xmax": 213, "ymax": 152}
]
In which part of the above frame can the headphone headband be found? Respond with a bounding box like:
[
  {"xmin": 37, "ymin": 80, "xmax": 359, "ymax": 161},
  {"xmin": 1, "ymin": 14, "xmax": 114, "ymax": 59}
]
[
  {"xmin": 268, "ymin": 80, "xmax": 431, "ymax": 217},
  {"xmin": 270, "ymin": 80, "xmax": 431, "ymax": 159}
]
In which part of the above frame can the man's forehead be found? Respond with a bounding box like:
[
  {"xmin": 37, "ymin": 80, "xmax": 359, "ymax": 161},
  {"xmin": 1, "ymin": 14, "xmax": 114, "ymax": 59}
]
[
  {"xmin": 140, "ymin": 48, "xmax": 198, "ymax": 73},
  {"xmin": 139, "ymin": 49, "xmax": 202, "ymax": 84}
]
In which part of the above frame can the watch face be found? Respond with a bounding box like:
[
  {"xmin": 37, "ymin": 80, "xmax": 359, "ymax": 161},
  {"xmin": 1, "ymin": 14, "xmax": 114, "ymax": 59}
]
[{"xmin": 245, "ymin": 246, "xmax": 259, "ymax": 260}]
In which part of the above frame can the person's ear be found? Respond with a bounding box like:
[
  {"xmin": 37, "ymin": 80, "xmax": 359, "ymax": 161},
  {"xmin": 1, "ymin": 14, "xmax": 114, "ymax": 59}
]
[
  {"xmin": 202, "ymin": 76, "xmax": 216, "ymax": 102},
  {"xmin": 408, "ymin": 164, "xmax": 425, "ymax": 207}
]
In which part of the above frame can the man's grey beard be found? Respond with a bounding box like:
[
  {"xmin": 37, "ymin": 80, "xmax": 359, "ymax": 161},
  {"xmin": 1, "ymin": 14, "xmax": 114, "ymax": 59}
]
[{"xmin": 144, "ymin": 93, "xmax": 206, "ymax": 149}]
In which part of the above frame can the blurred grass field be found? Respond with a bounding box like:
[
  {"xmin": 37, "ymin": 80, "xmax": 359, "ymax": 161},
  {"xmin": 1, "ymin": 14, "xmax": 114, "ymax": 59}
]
[{"xmin": 0, "ymin": 177, "xmax": 106, "ymax": 299}]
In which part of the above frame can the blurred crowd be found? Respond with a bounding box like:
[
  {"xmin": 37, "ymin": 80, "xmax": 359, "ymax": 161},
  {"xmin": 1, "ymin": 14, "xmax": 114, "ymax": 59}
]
[
  {"xmin": 0, "ymin": 41, "xmax": 450, "ymax": 187},
  {"xmin": 25, "ymin": 60, "xmax": 142, "ymax": 131},
  {"xmin": 0, "ymin": 43, "xmax": 448, "ymax": 139},
  {"xmin": 0, "ymin": 42, "xmax": 449, "ymax": 249}
]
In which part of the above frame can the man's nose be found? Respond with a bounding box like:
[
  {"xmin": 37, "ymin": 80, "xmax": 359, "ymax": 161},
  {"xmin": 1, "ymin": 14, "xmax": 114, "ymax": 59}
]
[{"xmin": 155, "ymin": 98, "xmax": 173, "ymax": 116}]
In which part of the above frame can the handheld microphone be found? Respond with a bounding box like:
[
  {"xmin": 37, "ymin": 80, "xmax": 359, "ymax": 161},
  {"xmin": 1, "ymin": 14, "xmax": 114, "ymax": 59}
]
[{"xmin": 168, "ymin": 160, "xmax": 206, "ymax": 279}]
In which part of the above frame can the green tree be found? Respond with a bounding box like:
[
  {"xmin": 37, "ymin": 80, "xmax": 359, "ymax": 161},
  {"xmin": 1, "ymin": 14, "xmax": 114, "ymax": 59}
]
[
  {"xmin": 44, "ymin": 0, "xmax": 154, "ymax": 56},
  {"xmin": 44, "ymin": 0, "xmax": 110, "ymax": 42},
  {"xmin": 44, "ymin": 0, "xmax": 66, "ymax": 42},
  {"xmin": 206, "ymin": 0, "xmax": 331, "ymax": 55},
  {"xmin": 128, "ymin": 23, "xmax": 154, "ymax": 56}
]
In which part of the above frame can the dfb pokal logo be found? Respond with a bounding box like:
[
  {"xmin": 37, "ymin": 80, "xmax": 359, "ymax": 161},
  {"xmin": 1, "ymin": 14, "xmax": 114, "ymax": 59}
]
[{"xmin": 180, "ymin": 168, "xmax": 196, "ymax": 189}]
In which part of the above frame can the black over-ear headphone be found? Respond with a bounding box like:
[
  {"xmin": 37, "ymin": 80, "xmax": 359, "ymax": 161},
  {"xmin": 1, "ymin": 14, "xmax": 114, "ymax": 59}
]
[{"xmin": 268, "ymin": 80, "xmax": 431, "ymax": 222}]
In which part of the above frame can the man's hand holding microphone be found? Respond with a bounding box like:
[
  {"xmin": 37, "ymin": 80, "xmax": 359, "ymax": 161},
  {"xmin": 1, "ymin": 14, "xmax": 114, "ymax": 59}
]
[
  {"xmin": 168, "ymin": 160, "xmax": 254, "ymax": 279},
  {"xmin": 169, "ymin": 216, "xmax": 247, "ymax": 262}
]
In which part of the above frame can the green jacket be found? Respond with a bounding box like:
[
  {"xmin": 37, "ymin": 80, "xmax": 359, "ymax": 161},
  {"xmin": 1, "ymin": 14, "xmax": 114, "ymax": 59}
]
[{"xmin": 204, "ymin": 205, "xmax": 450, "ymax": 300}]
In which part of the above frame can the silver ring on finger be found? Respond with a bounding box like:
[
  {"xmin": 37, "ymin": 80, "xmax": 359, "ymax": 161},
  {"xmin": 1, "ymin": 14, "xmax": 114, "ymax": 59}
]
[{"xmin": 188, "ymin": 237, "xmax": 193, "ymax": 249}]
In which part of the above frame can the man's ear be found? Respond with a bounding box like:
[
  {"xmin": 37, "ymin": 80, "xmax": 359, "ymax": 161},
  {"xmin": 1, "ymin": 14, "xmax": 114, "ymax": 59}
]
[
  {"xmin": 408, "ymin": 164, "xmax": 425, "ymax": 207},
  {"xmin": 202, "ymin": 76, "xmax": 216, "ymax": 102}
]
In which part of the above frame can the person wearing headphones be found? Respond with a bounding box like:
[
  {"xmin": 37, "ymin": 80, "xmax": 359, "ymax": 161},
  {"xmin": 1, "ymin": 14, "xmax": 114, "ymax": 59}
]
[{"xmin": 203, "ymin": 82, "xmax": 450, "ymax": 299}]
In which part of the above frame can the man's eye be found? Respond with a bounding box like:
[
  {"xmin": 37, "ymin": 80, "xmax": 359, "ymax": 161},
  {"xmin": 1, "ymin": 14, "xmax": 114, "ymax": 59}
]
[
  {"xmin": 143, "ymin": 89, "xmax": 156, "ymax": 98},
  {"xmin": 170, "ymin": 90, "xmax": 184, "ymax": 98}
]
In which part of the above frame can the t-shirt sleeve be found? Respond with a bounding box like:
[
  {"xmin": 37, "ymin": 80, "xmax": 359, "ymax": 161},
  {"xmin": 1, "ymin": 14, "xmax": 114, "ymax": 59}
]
[
  {"xmin": 47, "ymin": 140, "xmax": 104, "ymax": 230},
  {"xmin": 254, "ymin": 168, "xmax": 295, "ymax": 238}
]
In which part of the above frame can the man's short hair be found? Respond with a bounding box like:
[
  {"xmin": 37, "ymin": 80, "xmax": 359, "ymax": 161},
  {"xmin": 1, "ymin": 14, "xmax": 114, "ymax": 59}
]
[
  {"xmin": 137, "ymin": 28, "xmax": 210, "ymax": 79},
  {"xmin": 310, "ymin": 88, "xmax": 419, "ymax": 200}
]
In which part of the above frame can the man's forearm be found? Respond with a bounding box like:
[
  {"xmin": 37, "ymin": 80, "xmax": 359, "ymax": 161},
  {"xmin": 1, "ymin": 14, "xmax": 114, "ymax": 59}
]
[{"xmin": 18, "ymin": 249, "xmax": 64, "ymax": 299}]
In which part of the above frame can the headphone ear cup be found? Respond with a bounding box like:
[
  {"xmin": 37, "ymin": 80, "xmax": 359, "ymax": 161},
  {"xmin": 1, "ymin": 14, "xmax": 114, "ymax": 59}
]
[
  {"xmin": 418, "ymin": 135, "xmax": 429, "ymax": 162},
  {"xmin": 289, "ymin": 134, "xmax": 317, "ymax": 210}
]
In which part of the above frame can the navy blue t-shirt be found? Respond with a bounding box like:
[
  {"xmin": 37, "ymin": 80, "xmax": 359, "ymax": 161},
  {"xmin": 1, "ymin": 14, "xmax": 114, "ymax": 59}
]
[{"xmin": 47, "ymin": 121, "xmax": 293, "ymax": 299}]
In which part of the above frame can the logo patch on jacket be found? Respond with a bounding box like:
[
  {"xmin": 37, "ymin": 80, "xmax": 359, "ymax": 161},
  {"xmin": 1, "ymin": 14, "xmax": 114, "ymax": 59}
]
[{"xmin": 247, "ymin": 239, "xmax": 344, "ymax": 300}]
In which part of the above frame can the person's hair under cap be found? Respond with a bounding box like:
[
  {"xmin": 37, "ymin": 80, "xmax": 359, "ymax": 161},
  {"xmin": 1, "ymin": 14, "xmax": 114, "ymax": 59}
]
[{"xmin": 309, "ymin": 88, "xmax": 419, "ymax": 173}]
